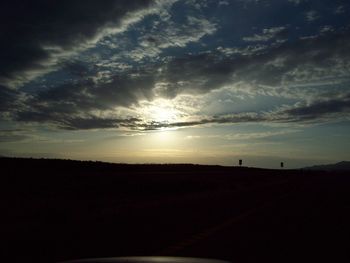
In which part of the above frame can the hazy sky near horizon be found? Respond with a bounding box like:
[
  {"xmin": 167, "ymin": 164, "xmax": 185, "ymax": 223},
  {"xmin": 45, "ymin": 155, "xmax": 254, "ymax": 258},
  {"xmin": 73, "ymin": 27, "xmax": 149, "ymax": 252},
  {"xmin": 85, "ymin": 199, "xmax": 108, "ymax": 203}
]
[{"xmin": 1, "ymin": 0, "xmax": 350, "ymax": 168}]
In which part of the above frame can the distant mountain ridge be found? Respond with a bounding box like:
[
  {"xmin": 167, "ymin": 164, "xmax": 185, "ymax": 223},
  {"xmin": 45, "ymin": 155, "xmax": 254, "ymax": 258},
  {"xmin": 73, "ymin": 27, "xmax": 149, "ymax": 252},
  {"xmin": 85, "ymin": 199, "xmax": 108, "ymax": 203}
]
[{"xmin": 303, "ymin": 161, "xmax": 350, "ymax": 171}]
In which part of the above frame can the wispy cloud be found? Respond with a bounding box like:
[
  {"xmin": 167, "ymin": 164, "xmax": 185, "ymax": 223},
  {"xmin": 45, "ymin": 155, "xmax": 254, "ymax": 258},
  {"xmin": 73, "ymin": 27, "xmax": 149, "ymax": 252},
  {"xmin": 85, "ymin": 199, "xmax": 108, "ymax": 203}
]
[
  {"xmin": 243, "ymin": 27, "xmax": 288, "ymax": 42},
  {"xmin": 0, "ymin": 0, "xmax": 172, "ymax": 89},
  {"xmin": 334, "ymin": 5, "xmax": 345, "ymax": 14},
  {"xmin": 288, "ymin": 0, "xmax": 307, "ymax": 5},
  {"xmin": 113, "ymin": 14, "xmax": 217, "ymax": 62},
  {"xmin": 305, "ymin": 10, "xmax": 320, "ymax": 22}
]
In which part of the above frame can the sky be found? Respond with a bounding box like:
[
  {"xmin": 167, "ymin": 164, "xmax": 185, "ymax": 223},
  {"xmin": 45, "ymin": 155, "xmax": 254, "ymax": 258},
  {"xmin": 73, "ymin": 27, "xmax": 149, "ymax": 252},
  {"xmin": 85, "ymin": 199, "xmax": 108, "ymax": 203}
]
[{"xmin": 1, "ymin": 0, "xmax": 350, "ymax": 168}]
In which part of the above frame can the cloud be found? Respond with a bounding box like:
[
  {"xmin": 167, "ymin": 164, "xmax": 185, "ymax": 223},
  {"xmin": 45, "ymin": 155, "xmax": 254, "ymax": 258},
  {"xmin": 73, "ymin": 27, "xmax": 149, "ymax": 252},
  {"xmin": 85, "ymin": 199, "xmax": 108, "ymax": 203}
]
[
  {"xmin": 216, "ymin": 45, "xmax": 269, "ymax": 56},
  {"xmin": 0, "ymin": 0, "xmax": 161, "ymax": 88},
  {"xmin": 334, "ymin": 5, "xmax": 345, "ymax": 14},
  {"xmin": 15, "ymin": 103, "xmax": 143, "ymax": 130},
  {"xmin": 5, "ymin": 26, "xmax": 350, "ymax": 131},
  {"xmin": 218, "ymin": 0, "xmax": 229, "ymax": 6},
  {"xmin": 288, "ymin": 0, "xmax": 307, "ymax": 5},
  {"xmin": 14, "ymin": 70, "xmax": 156, "ymax": 125},
  {"xmin": 305, "ymin": 10, "xmax": 320, "ymax": 22},
  {"xmin": 185, "ymin": 0, "xmax": 209, "ymax": 10},
  {"xmin": 58, "ymin": 116, "xmax": 142, "ymax": 130},
  {"xmin": 114, "ymin": 14, "xmax": 217, "ymax": 62},
  {"xmin": 242, "ymin": 27, "xmax": 288, "ymax": 42},
  {"xmin": 284, "ymin": 94, "xmax": 350, "ymax": 121},
  {"xmin": 158, "ymin": 29, "xmax": 350, "ymax": 99},
  {"xmin": 138, "ymin": 112, "xmax": 264, "ymax": 130},
  {"xmin": 319, "ymin": 25, "xmax": 334, "ymax": 34},
  {"xmin": 137, "ymin": 94, "xmax": 350, "ymax": 130}
]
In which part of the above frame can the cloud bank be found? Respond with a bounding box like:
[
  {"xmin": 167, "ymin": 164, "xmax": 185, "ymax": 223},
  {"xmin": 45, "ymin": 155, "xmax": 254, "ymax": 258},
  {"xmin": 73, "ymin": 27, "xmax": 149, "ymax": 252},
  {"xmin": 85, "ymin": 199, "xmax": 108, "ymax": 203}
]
[{"xmin": 1, "ymin": 0, "xmax": 350, "ymax": 132}]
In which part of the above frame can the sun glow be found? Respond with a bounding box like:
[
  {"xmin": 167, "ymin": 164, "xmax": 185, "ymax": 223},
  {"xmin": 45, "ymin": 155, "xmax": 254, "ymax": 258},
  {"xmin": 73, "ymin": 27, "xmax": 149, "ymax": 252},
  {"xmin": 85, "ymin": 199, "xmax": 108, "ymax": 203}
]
[
  {"xmin": 149, "ymin": 105, "xmax": 178, "ymax": 123},
  {"xmin": 139, "ymin": 99, "xmax": 182, "ymax": 123}
]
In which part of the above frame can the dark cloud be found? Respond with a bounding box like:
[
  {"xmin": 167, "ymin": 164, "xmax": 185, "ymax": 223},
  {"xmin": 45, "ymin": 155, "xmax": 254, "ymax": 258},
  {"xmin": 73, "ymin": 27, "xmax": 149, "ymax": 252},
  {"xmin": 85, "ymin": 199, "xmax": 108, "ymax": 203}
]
[
  {"xmin": 11, "ymin": 63, "xmax": 157, "ymax": 129},
  {"xmin": 138, "ymin": 113, "xmax": 264, "ymax": 130},
  {"xmin": 58, "ymin": 116, "xmax": 141, "ymax": 130},
  {"xmin": 90, "ymin": 71, "xmax": 156, "ymax": 107},
  {"xmin": 0, "ymin": 0, "xmax": 153, "ymax": 87},
  {"xmin": 285, "ymin": 94, "xmax": 350, "ymax": 121},
  {"xmin": 16, "ymin": 66, "xmax": 156, "ymax": 115},
  {"xmin": 11, "ymin": 69, "xmax": 153, "ymax": 130},
  {"xmin": 16, "ymin": 105, "xmax": 142, "ymax": 130}
]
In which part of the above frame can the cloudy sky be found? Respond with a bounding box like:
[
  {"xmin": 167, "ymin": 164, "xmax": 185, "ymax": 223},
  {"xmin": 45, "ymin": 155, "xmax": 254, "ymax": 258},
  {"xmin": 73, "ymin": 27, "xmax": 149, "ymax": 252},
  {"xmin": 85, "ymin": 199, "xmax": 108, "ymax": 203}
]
[{"xmin": 1, "ymin": 0, "xmax": 349, "ymax": 168}]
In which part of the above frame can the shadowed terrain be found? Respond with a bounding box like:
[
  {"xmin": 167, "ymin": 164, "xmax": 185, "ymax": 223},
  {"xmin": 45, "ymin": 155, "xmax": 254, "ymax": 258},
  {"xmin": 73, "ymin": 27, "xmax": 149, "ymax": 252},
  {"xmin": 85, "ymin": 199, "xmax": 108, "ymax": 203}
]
[{"xmin": 2, "ymin": 158, "xmax": 350, "ymax": 263}]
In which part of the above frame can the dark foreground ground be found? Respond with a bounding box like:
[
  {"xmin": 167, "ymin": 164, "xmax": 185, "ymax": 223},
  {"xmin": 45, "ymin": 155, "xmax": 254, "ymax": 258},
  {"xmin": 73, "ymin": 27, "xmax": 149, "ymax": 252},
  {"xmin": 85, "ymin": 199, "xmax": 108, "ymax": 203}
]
[{"xmin": 2, "ymin": 158, "xmax": 350, "ymax": 263}]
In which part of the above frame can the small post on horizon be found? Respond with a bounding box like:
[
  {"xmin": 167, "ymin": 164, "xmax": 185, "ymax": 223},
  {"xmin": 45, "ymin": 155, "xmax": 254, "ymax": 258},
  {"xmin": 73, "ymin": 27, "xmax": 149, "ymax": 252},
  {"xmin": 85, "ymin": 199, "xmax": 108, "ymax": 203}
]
[
  {"xmin": 281, "ymin": 162, "xmax": 284, "ymax": 169},
  {"xmin": 239, "ymin": 159, "xmax": 242, "ymax": 167}
]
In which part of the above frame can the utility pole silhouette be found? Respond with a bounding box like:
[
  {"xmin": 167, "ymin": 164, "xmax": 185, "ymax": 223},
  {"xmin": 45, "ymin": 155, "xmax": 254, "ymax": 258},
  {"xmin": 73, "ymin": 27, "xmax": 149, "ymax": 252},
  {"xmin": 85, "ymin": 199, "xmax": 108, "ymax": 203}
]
[{"xmin": 239, "ymin": 159, "xmax": 242, "ymax": 167}]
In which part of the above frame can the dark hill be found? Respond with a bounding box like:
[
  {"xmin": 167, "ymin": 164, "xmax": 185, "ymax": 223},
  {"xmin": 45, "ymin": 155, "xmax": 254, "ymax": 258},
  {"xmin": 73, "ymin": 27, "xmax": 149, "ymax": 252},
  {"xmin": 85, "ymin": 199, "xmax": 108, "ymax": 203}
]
[{"xmin": 303, "ymin": 161, "xmax": 350, "ymax": 171}]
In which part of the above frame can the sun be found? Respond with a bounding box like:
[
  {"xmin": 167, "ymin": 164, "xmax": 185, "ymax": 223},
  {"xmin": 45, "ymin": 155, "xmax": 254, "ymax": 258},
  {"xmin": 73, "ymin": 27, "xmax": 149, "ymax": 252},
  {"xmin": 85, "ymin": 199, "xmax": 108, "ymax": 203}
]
[
  {"xmin": 139, "ymin": 99, "xmax": 180, "ymax": 123},
  {"xmin": 149, "ymin": 105, "xmax": 178, "ymax": 123}
]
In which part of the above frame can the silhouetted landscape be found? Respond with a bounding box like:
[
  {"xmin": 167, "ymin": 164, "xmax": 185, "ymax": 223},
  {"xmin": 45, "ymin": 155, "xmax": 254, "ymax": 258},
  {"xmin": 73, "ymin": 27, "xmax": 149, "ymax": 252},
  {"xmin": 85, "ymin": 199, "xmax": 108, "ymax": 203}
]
[
  {"xmin": 303, "ymin": 161, "xmax": 350, "ymax": 171},
  {"xmin": 2, "ymin": 157, "xmax": 350, "ymax": 263},
  {"xmin": 2, "ymin": 1, "xmax": 350, "ymax": 262}
]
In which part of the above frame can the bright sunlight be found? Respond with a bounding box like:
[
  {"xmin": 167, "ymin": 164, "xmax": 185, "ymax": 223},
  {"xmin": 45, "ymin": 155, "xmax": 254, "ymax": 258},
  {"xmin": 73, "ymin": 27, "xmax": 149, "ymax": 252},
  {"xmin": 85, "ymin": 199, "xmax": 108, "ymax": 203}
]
[{"xmin": 138, "ymin": 99, "xmax": 182, "ymax": 124}]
